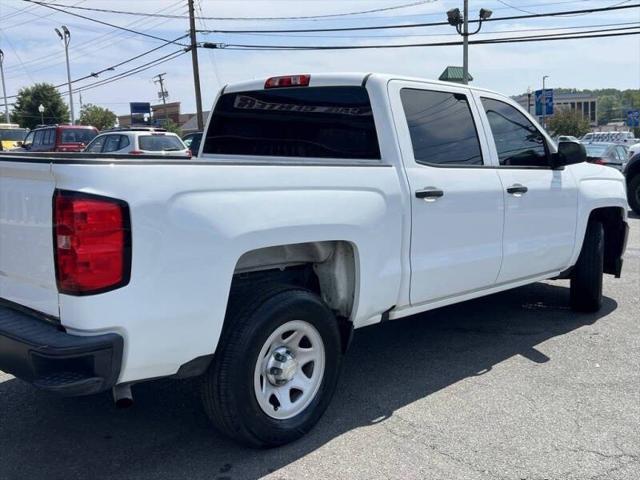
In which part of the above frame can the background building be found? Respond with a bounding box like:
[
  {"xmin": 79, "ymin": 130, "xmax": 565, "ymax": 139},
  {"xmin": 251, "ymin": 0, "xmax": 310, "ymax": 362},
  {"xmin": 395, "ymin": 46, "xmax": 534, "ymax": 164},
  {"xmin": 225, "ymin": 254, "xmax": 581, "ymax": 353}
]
[{"xmin": 514, "ymin": 92, "xmax": 598, "ymax": 126}]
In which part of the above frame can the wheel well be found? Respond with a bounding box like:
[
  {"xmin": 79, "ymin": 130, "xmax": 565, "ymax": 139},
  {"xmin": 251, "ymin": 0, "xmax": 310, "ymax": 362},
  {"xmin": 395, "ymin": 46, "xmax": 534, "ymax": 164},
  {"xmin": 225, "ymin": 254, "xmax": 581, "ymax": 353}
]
[
  {"xmin": 626, "ymin": 161, "xmax": 640, "ymax": 185},
  {"xmin": 588, "ymin": 207, "xmax": 626, "ymax": 276},
  {"xmin": 229, "ymin": 241, "xmax": 358, "ymax": 351}
]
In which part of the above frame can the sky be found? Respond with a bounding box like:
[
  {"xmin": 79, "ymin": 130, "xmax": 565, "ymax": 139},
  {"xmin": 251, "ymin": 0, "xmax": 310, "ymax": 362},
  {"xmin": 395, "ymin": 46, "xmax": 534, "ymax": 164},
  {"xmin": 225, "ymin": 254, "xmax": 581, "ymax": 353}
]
[{"xmin": 0, "ymin": 0, "xmax": 639, "ymax": 117}]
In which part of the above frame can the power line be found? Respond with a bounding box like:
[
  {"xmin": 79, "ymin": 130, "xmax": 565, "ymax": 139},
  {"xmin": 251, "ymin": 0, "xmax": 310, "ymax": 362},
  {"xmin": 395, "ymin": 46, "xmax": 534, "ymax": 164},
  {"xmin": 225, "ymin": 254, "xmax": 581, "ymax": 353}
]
[
  {"xmin": 197, "ymin": 3, "xmax": 640, "ymax": 33},
  {"xmin": 19, "ymin": 0, "xmax": 441, "ymax": 21},
  {"xmin": 3, "ymin": 1, "xmax": 187, "ymax": 75},
  {"xmin": 222, "ymin": 20, "xmax": 640, "ymax": 39},
  {"xmin": 4, "ymin": 37, "xmax": 189, "ymax": 99},
  {"xmin": 496, "ymin": 0, "xmax": 632, "ymax": 16},
  {"xmin": 208, "ymin": 26, "xmax": 640, "ymax": 50},
  {"xmin": 21, "ymin": 0, "xmax": 190, "ymax": 45}
]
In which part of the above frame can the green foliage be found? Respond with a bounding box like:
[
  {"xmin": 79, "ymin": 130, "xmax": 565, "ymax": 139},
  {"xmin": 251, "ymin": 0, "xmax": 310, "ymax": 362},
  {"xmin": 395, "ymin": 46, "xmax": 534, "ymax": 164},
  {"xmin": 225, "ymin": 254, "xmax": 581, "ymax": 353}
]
[
  {"xmin": 162, "ymin": 118, "xmax": 182, "ymax": 136},
  {"xmin": 548, "ymin": 109, "xmax": 591, "ymax": 138},
  {"xmin": 79, "ymin": 104, "xmax": 117, "ymax": 131},
  {"xmin": 10, "ymin": 83, "xmax": 70, "ymax": 129}
]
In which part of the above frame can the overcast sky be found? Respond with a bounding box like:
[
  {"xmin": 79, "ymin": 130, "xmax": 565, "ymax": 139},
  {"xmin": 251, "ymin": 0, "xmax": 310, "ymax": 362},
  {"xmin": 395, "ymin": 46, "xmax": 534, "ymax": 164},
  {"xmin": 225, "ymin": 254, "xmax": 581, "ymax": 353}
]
[{"xmin": 1, "ymin": 0, "xmax": 639, "ymax": 116}]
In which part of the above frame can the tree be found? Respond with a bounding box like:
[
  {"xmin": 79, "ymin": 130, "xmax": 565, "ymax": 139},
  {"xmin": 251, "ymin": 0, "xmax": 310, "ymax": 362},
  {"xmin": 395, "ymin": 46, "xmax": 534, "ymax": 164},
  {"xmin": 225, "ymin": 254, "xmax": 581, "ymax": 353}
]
[
  {"xmin": 162, "ymin": 118, "xmax": 182, "ymax": 136},
  {"xmin": 11, "ymin": 83, "xmax": 69, "ymax": 129},
  {"xmin": 548, "ymin": 108, "xmax": 591, "ymax": 138},
  {"xmin": 79, "ymin": 104, "xmax": 117, "ymax": 131}
]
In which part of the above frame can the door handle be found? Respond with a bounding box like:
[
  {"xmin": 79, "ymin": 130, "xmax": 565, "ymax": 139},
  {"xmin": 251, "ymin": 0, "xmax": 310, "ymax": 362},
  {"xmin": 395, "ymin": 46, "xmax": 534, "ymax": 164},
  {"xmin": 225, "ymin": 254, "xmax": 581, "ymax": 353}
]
[
  {"xmin": 506, "ymin": 184, "xmax": 528, "ymax": 196},
  {"xmin": 415, "ymin": 187, "xmax": 444, "ymax": 201}
]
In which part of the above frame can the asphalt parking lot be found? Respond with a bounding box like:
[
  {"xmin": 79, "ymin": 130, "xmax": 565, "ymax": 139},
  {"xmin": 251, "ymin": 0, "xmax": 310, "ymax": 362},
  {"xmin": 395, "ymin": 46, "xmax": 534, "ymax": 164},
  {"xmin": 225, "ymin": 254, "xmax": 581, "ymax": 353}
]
[{"xmin": 1, "ymin": 214, "xmax": 638, "ymax": 480}]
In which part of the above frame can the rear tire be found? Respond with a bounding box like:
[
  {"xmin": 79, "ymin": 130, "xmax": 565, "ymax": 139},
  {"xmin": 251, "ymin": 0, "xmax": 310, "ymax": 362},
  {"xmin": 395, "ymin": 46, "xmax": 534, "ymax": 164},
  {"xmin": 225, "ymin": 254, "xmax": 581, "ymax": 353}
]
[
  {"xmin": 202, "ymin": 285, "xmax": 342, "ymax": 448},
  {"xmin": 570, "ymin": 221, "xmax": 604, "ymax": 312},
  {"xmin": 628, "ymin": 175, "xmax": 640, "ymax": 215}
]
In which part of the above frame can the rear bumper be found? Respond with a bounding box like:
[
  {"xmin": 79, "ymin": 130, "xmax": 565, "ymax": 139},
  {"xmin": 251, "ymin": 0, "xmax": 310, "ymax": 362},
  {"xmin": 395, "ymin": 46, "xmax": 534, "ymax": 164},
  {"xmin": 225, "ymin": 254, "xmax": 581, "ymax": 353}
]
[{"xmin": 0, "ymin": 302, "xmax": 123, "ymax": 396}]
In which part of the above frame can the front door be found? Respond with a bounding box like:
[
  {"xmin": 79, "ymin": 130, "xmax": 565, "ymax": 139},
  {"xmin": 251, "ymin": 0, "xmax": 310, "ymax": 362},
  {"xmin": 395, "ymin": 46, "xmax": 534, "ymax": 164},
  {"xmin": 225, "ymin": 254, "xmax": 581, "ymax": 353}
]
[
  {"xmin": 476, "ymin": 94, "xmax": 578, "ymax": 283},
  {"xmin": 389, "ymin": 81, "xmax": 504, "ymax": 305}
]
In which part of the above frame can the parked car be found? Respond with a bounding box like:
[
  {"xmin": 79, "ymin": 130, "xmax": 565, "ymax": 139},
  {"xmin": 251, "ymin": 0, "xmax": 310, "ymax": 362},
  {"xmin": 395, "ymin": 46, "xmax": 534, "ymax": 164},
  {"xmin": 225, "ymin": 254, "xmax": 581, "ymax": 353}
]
[
  {"xmin": 584, "ymin": 142, "xmax": 628, "ymax": 171},
  {"xmin": 84, "ymin": 127, "xmax": 191, "ymax": 157},
  {"xmin": 0, "ymin": 125, "xmax": 28, "ymax": 150},
  {"xmin": 554, "ymin": 135, "xmax": 580, "ymax": 144},
  {"xmin": 17, "ymin": 124, "xmax": 98, "ymax": 152},
  {"xmin": 582, "ymin": 131, "xmax": 637, "ymax": 145},
  {"xmin": 624, "ymin": 151, "xmax": 640, "ymax": 214},
  {"xmin": 182, "ymin": 131, "xmax": 203, "ymax": 157},
  {"xmin": 0, "ymin": 73, "xmax": 629, "ymax": 448},
  {"xmin": 627, "ymin": 141, "xmax": 640, "ymax": 159}
]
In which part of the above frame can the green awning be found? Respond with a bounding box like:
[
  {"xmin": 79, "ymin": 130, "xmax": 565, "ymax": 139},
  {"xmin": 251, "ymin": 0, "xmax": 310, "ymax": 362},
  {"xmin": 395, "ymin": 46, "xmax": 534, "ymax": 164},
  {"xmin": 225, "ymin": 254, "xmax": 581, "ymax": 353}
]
[{"xmin": 438, "ymin": 66, "xmax": 473, "ymax": 83}]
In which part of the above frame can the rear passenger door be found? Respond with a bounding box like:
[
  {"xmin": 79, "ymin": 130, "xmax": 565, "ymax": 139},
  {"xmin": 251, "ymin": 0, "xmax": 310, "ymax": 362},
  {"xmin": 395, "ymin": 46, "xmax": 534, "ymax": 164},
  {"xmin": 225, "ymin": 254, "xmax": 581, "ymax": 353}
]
[
  {"xmin": 389, "ymin": 81, "xmax": 504, "ymax": 305},
  {"xmin": 475, "ymin": 93, "xmax": 578, "ymax": 283}
]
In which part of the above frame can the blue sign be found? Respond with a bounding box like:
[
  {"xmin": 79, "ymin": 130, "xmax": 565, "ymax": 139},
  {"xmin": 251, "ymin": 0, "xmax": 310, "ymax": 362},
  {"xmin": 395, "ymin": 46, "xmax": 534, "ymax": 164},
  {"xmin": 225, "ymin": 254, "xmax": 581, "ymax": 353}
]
[
  {"xmin": 535, "ymin": 89, "xmax": 553, "ymax": 116},
  {"xmin": 130, "ymin": 102, "xmax": 151, "ymax": 115},
  {"xmin": 627, "ymin": 110, "xmax": 640, "ymax": 127}
]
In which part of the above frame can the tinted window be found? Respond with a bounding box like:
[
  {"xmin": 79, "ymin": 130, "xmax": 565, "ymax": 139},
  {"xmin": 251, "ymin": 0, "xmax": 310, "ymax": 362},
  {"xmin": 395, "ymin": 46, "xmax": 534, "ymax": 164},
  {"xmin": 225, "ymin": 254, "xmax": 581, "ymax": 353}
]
[
  {"xmin": 0, "ymin": 129, "xmax": 28, "ymax": 141},
  {"xmin": 118, "ymin": 135, "xmax": 130, "ymax": 150},
  {"xmin": 183, "ymin": 133, "xmax": 202, "ymax": 154},
  {"xmin": 22, "ymin": 131, "xmax": 34, "ymax": 147},
  {"xmin": 45, "ymin": 129, "xmax": 55, "ymax": 145},
  {"xmin": 138, "ymin": 134, "xmax": 184, "ymax": 151},
  {"xmin": 85, "ymin": 135, "xmax": 106, "ymax": 153},
  {"xmin": 204, "ymin": 86, "xmax": 380, "ymax": 160},
  {"xmin": 60, "ymin": 128, "xmax": 97, "ymax": 144},
  {"xmin": 400, "ymin": 89, "xmax": 483, "ymax": 166},
  {"xmin": 585, "ymin": 144, "xmax": 608, "ymax": 157},
  {"xmin": 103, "ymin": 135, "xmax": 121, "ymax": 152},
  {"xmin": 481, "ymin": 98, "xmax": 549, "ymax": 167},
  {"xmin": 33, "ymin": 130, "xmax": 44, "ymax": 146}
]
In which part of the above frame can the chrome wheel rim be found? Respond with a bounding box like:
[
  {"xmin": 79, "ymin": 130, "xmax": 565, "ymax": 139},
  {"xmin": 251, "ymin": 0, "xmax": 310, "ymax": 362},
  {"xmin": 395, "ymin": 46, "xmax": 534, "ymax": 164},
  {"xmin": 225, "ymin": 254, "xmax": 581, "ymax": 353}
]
[{"xmin": 253, "ymin": 320, "xmax": 325, "ymax": 420}]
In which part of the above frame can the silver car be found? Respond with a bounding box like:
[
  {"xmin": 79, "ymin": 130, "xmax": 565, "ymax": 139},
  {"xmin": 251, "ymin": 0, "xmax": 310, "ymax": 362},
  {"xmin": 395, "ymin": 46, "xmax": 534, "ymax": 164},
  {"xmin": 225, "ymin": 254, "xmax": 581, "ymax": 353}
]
[{"xmin": 84, "ymin": 128, "xmax": 191, "ymax": 158}]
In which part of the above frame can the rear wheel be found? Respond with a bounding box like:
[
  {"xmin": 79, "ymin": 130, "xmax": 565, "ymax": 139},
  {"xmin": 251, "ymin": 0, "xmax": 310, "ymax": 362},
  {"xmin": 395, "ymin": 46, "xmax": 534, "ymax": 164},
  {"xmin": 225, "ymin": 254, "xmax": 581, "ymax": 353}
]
[
  {"xmin": 202, "ymin": 286, "xmax": 342, "ymax": 448},
  {"xmin": 570, "ymin": 221, "xmax": 604, "ymax": 312},
  {"xmin": 628, "ymin": 175, "xmax": 640, "ymax": 215}
]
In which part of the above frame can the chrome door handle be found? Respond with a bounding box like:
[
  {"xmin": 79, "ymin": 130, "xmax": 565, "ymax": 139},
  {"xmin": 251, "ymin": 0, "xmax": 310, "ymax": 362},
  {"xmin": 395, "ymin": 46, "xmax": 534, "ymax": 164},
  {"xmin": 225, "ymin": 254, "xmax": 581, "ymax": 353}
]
[
  {"xmin": 415, "ymin": 187, "xmax": 444, "ymax": 202},
  {"xmin": 506, "ymin": 184, "xmax": 528, "ymax": 196}
]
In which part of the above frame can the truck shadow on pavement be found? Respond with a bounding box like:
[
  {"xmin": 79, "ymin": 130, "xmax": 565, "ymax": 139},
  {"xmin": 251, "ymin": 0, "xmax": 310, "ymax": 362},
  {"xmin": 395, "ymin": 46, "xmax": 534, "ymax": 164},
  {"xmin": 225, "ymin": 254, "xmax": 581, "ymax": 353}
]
[{"xmin": 0, "ymin": 281, "xmax": 617, "ymax": 480}]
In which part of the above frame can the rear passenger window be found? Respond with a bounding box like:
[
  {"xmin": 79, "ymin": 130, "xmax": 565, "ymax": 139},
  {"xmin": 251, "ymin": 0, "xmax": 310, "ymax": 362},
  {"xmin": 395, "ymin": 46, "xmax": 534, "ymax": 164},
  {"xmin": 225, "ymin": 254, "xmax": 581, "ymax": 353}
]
[
  {"xmin": 481, "ymin": 98, "xmax": 549, "ymax": 168},
  {"xmin": 118, "ymin": 135, "xmax": 130, "ymax": 150},
  {"xmin": 204, "ymin": 86, "xmax": 380, "ymax": 160},
  {"xmin": 103, "ymin": 135, "xmax": 121, "ymax": 153},
  {"xmin": 400, "ymin": 89, "xmax": 483, "ymax": 166}
]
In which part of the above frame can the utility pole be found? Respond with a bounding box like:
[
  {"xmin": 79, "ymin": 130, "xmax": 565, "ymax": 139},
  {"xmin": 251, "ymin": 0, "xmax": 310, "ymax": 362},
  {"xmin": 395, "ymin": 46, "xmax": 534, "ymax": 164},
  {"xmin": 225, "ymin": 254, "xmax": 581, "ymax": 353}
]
[
  {"xmin": 0, "ymin": 49, "xmax": 10, "ymax": 123},
  {"xmin": 527, "ymin": 86, "xmax": 532, "ymax": 115},
  {"xmin": 542, "ymin": 75, "xmax": 549, "ymax": 130},
  {"xmin": 55, "ymin": 26, "xmax": 74, "ymax": 124},
  {"xmin": 462, "ymin": 0, "xmax": 469, "ymax": 85},
  {"xmin": 446, "ymin": 5, "xmax": 492, "ymax": 85},
  {"xmin": 153, "ymin": 72, "xmax": 169, "ymax": 121},
  {"xmin": 188, "ymin": 0, "xmax": 204, "ymax": 130}
]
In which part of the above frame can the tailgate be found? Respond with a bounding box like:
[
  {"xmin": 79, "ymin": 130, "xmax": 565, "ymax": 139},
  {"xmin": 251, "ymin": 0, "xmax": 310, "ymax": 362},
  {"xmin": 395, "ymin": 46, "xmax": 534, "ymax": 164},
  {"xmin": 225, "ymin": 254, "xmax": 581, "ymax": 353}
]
[{"xmin": 0, "ymin": 160, "xmax": 58, "ymax": 316}]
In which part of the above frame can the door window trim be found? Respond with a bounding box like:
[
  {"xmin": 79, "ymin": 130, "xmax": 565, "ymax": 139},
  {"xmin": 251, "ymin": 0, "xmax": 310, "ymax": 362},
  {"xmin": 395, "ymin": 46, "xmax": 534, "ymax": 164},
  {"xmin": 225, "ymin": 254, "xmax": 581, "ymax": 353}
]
[
  {"xmin": 471, "ymin": 90, "xmax": 558, "ymax": 170},
  {"xmin": 388, "ymin": 80, "xmax": 497, "ymax": 169}
]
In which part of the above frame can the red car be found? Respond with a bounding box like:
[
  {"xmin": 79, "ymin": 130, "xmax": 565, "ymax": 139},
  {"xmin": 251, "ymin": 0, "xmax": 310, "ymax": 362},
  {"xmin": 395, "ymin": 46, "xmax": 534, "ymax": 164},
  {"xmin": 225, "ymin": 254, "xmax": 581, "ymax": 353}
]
[{"xmin": 21, "ymin": 125, "xmax": 98, "ymax": 152}]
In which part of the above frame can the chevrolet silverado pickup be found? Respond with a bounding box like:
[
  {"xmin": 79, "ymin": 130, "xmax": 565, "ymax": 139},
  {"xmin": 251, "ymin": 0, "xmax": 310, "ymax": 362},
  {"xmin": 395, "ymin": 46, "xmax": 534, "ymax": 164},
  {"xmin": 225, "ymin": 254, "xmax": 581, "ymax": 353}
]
[{"xmin": 0, "ymin": 73, "xmax": 629, "ymax": 447}]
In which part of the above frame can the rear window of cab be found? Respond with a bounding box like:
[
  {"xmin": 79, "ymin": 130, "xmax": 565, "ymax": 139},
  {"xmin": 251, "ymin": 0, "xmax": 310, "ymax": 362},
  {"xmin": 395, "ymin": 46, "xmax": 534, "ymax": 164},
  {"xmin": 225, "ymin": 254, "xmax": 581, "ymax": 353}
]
[{"xmin": 203, "ymin": 86, "xmax": 380, "ymax": 160}]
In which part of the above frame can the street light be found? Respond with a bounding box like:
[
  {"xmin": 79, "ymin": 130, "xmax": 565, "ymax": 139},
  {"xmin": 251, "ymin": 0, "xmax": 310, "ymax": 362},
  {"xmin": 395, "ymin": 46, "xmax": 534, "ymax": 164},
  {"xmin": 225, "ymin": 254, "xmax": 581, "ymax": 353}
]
[
  {"xmin": 55, "ymin": 25, "xmax": 74, "ymax": 125},
  {"xmin": 38, "ymin": 104, "xmax": 45, "ymax": 125},
  {"xmin": 0, "ymin": 49, "xmax": 9, "ymax": 123},
  {"xmin": 542, "ymin": 75, "xmax": 550, "ymax": 130},
  {"xmin": 446, "ymin": 1, "xmax": 492, "ymax": 85}
]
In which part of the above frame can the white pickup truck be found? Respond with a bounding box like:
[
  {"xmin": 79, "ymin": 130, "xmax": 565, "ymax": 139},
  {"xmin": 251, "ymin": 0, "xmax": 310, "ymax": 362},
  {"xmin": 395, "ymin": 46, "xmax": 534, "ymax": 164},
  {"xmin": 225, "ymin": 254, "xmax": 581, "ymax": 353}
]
[{"xmin": 0, "ymin": 73, "xmax": 629, "ymax": 447}]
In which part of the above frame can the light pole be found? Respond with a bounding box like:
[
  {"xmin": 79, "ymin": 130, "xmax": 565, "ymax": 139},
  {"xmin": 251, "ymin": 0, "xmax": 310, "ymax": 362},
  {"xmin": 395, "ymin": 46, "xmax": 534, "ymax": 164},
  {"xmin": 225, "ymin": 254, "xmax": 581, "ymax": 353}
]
[
  {"xmin": 38, "ymin": 104, "xmax": 45, "ymax": 125},
  {"xmin": 55, "ymin": 26, "xmax": 74, "ymax": 124},
  {"xmin": 447, "ymin": 3, "xmax": 492, "ymax": 85},
  {"xmin": 0, "ymin": 49, "xmax": 10, "ymax": 123},
  {"xmin": 542, "ymin": 75, "xmax": 549, "ymax": 129}
]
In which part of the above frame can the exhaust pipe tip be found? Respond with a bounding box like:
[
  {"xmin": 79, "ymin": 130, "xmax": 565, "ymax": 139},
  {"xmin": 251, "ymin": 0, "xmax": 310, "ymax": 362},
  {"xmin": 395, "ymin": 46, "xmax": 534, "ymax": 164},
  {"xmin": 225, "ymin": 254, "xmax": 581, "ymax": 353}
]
[{"xmin": 112, "ymin": 384, "xmax": 134, "ymax": 409}]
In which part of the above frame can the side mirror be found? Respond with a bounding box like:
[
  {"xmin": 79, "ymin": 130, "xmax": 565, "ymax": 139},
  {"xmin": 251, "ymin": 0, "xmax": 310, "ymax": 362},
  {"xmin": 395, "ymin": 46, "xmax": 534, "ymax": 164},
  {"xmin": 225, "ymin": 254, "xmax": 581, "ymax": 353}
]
[{"xmin": 552, "ymin": 141, "xmax": 586, "ymax": 168}]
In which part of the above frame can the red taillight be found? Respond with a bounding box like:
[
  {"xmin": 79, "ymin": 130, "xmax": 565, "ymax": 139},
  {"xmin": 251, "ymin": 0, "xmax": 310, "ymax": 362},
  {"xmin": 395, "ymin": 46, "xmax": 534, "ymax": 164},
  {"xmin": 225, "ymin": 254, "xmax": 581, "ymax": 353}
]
[
  {"xmin": 129, "ymin": 150, "xmax": 143, "ymax": 155},
  {"xmin": 53, "ymin": 190, "xmax": 131, "ymax": 295},
  {"xmin": 265, "ymin": 74, "xmax": 310, "ymax": 89},
  {"xmin": 592, "ymin": 158, "xmax": 605, "ymax": 165}
]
